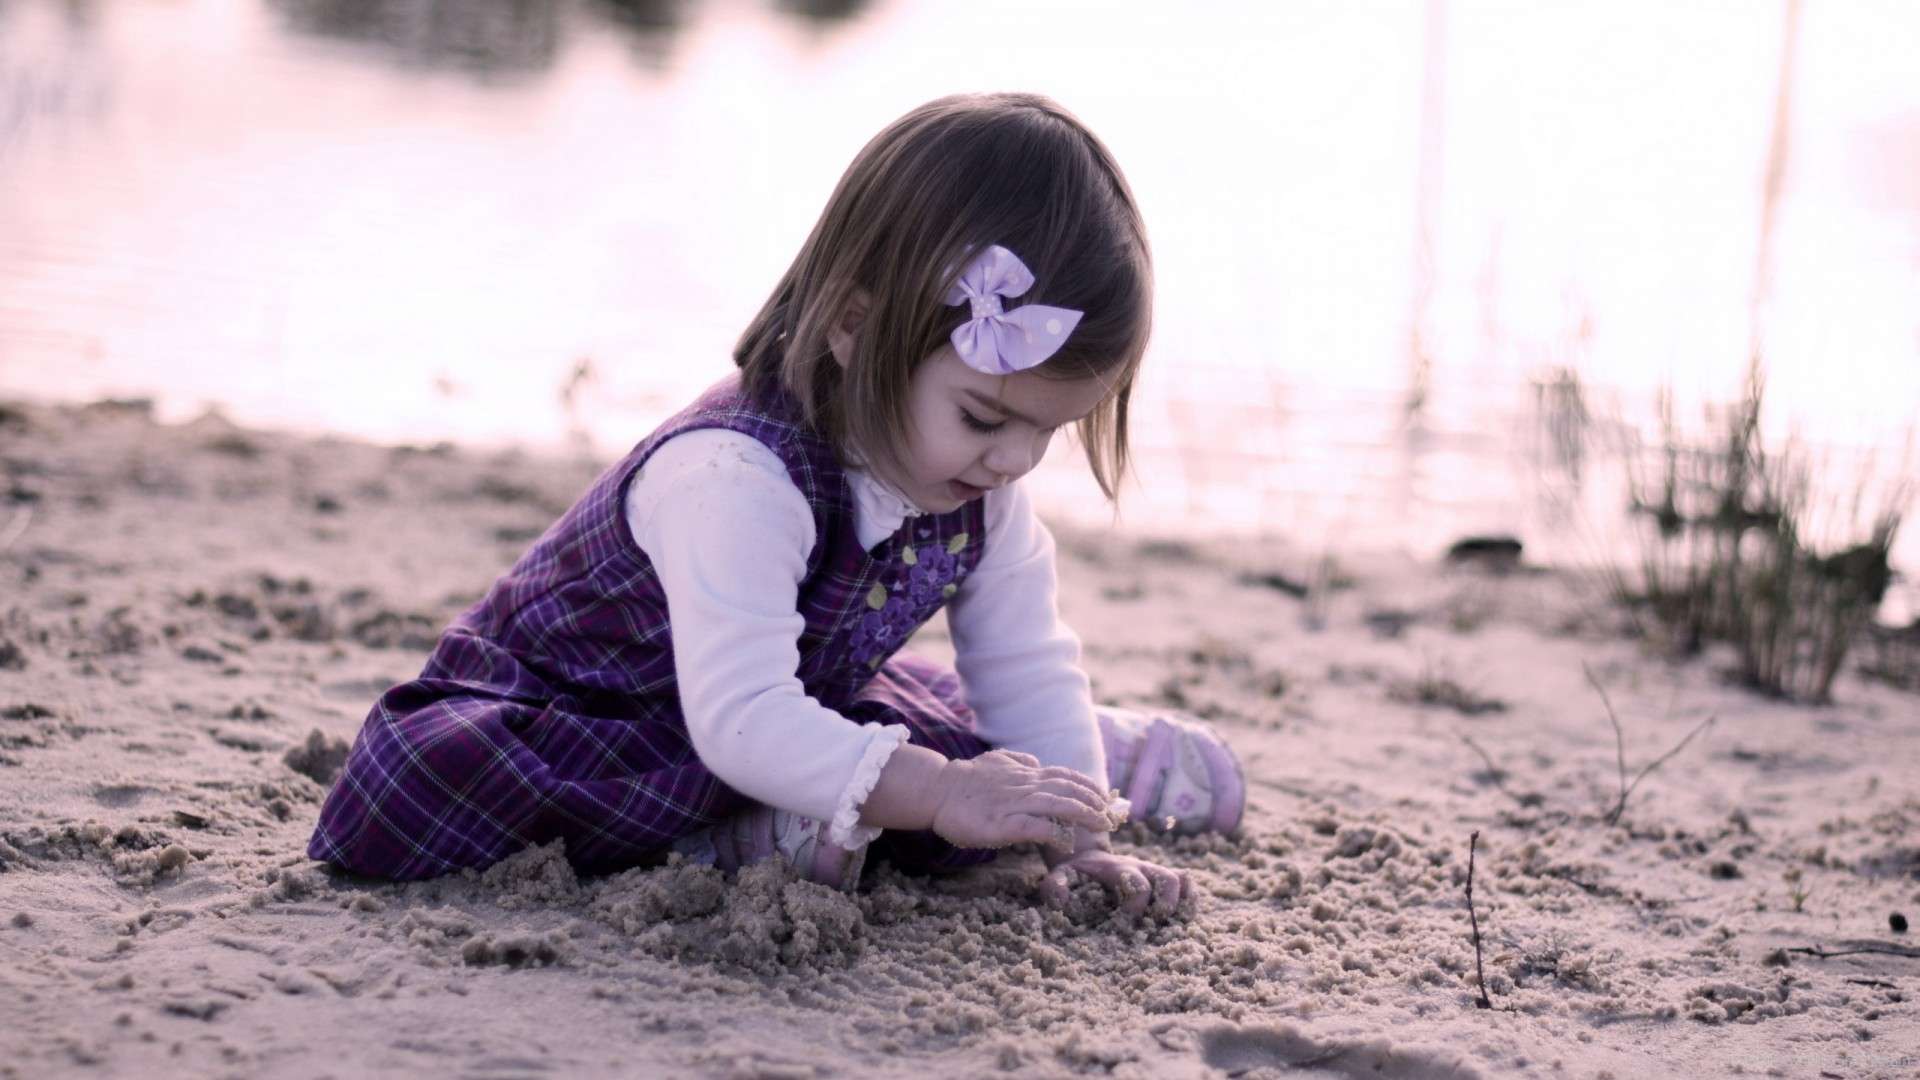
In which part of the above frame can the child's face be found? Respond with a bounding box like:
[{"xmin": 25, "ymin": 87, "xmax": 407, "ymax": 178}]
[{"xmin": 893, "ymin": 346, "xmax": 1111, "ymax": 513}]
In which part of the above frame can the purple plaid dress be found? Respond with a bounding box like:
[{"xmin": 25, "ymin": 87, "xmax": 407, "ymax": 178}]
[{"xmin": 309, "ymin": 376, "xmax": 994, "ymax": 880}]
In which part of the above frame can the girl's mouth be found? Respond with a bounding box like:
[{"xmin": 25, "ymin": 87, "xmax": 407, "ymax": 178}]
[{"xmin": 949, "ymin": 480, "xmax": 987, "ymax": 501}]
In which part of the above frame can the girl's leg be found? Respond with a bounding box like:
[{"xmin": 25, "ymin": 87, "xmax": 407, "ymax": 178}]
[{"xmin": 309, "ymin": 685, "xmax": 741, "ymax": 880}]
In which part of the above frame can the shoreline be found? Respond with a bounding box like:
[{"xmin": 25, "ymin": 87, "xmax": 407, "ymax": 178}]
[{"xmin": 1, "ymin": 398, "xmax": 1915, "ymax": 1078}]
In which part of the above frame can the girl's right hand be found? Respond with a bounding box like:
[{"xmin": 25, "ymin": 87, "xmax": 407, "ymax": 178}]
[{"xmin": 929, "ymin": 750, "xmax": 1114, "ymax": 850}]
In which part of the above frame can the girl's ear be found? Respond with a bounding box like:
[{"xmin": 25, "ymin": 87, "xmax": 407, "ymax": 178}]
[{"xmin": 826, "ymin": 288, "xmax": 873, "ymax": 369}]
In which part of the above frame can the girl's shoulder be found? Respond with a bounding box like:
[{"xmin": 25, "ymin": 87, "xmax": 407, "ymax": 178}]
[
  {"xmin": 627, "ymin": 374, "xmax": 841, "ymax": 499},
  {"xmin": 666, "ymin": 374, "xmax": 817, "ymax": 452},
  {"xmin": 643, "ymin": 427, "xmax": 795, "ymax": 493},
  {"xmin": 628, "ymin": 427, "xmax": 817, "ymax": 554}
]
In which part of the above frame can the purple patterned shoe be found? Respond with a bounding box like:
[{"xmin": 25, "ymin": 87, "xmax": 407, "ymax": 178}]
[
  {"xmin": 673, "ymin": 805, "xmax": 866, "ymax": 891},
  {"xmin": 1099, "ymin": 708, "xmax": 1245, "ymax": 835}
]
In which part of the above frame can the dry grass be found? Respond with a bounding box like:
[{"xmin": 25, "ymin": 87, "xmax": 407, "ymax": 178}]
[{"xmin": 1613, "ymin": 368, "xmax": 1908, "ymax": 704}]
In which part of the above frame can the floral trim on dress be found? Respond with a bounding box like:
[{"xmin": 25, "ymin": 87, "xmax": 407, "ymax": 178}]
[{"xmin": 846, "ymin": 531, "xmax": 972, "ymax": 670}]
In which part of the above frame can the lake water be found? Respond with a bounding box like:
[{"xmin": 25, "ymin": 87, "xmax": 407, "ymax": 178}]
[{"xmin": 3, "ymin": 0, "xmax": 1917, "ymax": 591}]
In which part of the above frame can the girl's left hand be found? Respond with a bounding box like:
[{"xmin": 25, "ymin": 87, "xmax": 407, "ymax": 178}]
[{"xmin": 1039, "ymin": 841, "xmax": 1190, "ymax": 918}]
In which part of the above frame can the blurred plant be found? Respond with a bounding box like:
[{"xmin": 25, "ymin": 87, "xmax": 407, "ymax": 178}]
[
  {"xmin": 1783, "ymin": 867, "xmax": 1810, "ymax": 913},
  {"xmin": 1392, "ymin": 653, "xmax": 1506, "ymax": 716},
  {"xmin": 1612, "ymin": 367, "xmax": 1909, "ymax": 703},
  {"xmin": 1858, "ymin": 619, "xmax": 1920, "ymax": 691}
]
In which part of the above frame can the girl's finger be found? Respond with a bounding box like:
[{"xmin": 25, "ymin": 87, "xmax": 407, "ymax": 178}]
[
  {"xmin": 1039, "ymin": 863, "xmax": 1076, "ymax": 908},
  {"xmin": 1004, "ymin": 813, "xmax": 1066, "ymax": 848},
  {"xmin": 1037, "ymin": 765, "xmax": 1109, "ymax": 802},
  {"xmin": 998, "ymin": 750, "xmax": 1042, "ymax": 768},
  {"xmin": 1038, "ymin": 773, "xmax": 1111, "ymax": 813},
  {"xmin": 1115, "ymin": 868, "xmax": 1152, "ymax": 917},
  {"xmin": 1022, "ymin": 792, "xmax": 1112, "ymax": 833},
  {"xmin": 1148, "ymin": 867, "xmax": 1182, "ymax": 916}
]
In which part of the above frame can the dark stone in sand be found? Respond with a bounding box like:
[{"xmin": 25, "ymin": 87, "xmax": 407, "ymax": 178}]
[
  {"xmin": 1446, "ymin": 535, "xmax": 1523, "ymax": 568},
  {"xmin": 1893, "ymin": 912, "xmax": 1909, "ymax": 934}
]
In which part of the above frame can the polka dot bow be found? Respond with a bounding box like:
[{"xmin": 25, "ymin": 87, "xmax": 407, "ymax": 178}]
[{"xmin": 944, "ymin": 244, "xmax": 1083, "ymax": 375}]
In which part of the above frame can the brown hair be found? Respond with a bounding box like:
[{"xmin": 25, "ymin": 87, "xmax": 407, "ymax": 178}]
[{"xmin": 734, "ymin": 92, "xmax": 1153, "ymax": 499}]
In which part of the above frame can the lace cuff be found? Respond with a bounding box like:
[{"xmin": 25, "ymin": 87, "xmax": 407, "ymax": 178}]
[{"xmin": 827, "ymin": 723, "xmax": 912, "ymax": 849}]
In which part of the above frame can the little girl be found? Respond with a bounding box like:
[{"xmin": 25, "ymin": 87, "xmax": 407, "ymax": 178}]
[{"xmin": 309, "ymin": 92, "xmax": 1244, "ymax": 917}]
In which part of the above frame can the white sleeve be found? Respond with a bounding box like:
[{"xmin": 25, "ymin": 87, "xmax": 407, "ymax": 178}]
[
  {"xmin": 946, "ymin": 481, "xmax": 1106, "ymax": 785},
  {"xmin": 625, "ymin": 429, "xmax": 909, "ymax": 848}
]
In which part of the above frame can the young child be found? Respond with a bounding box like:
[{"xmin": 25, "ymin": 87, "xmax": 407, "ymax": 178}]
[{"xmin": 309, "ymin": 92, "xmax": 1244, "ymax": 918}]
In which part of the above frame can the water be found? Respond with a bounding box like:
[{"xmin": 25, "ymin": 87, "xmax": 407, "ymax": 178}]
[{"xmin": 3, "ymin": 0, "xmax": 1917, "ymax": 585}]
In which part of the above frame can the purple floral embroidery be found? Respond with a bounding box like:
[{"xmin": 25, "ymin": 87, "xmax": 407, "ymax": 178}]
[{"xmin": 846, "ymin": 535, "xmax": 970, "ymax": 669}]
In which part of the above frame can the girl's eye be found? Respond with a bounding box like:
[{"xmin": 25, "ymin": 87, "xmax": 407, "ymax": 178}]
[{"xmin": 959, "ymin": 409, "xmax": 1005, "ymax": 434}]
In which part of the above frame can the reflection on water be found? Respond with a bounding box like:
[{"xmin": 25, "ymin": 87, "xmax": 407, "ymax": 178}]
[
  {"xmin": 0, "ymin": 0, "xmax": 1915, "ymax": 590},
  {"xmin": 267, "ymin": 0, "xmax": 568, "ymax": 77},
  {"xmin": 263, "ymin": 0, "xmax": 752, "ymax": 75}
]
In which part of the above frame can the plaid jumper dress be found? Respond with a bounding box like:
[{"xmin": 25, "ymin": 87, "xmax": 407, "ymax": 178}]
[{"xmin": 308, "ymin": 376, "xmax": 996, "ymax": 880}]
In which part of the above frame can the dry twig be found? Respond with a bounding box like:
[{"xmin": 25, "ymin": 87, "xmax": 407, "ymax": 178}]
[
  {"xmin": 1582, "ymin": 662, "xmax": 1717, "ymax": 825},
  {"xmin": 1466, "ymin": 831, "xmax": 1493, "ymax": 1009},
  {"xmin": 1457, "ymin": 732, "xmax": 1543, "ymax": 808},
  {"xmin": 1787, "ymin": 944, "xmax": 1920, "ymax": 961}
]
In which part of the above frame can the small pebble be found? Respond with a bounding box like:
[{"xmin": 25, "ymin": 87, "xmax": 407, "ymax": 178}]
[
  {"xmin": 9, "ymin": 912, "xmax": 32, "ymax": 929},
  {"xmin": 1892, "ymin": 912, "xmax": 1909, "ymax": 934}
]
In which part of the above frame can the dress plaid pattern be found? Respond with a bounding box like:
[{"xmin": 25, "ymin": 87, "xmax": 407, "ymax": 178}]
[{"xmin": 309, "ymin": 376, "xmax": 989, "ymax": 879}]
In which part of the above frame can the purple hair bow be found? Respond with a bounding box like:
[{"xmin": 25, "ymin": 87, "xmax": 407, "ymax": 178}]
[{"xmin": 945, "ymin": 245, "xmax": 1082, "ymax": 375}]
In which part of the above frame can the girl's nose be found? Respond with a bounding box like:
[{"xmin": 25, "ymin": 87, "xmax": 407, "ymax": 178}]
[{"xmin": 984, "ymin": 431, "xmax": 1046, "ymax": 480}]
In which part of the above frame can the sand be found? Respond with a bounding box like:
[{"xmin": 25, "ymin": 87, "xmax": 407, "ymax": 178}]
[{"xmin": 1, "ymin": 398, "xmax": 1916, "ymax": 1079}]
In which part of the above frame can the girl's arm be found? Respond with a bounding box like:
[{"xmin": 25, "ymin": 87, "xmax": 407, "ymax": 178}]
[
  {"xmin": 631, "ymin": 432, "xmax": 1111, "ymax": 852},
  {"xmin": 628, "ymin": 430, "xmax": 911, "ymax": 848},
  {"xmin": 945, "ymin": 480, "xmax": 1105, "ymax": 783}
]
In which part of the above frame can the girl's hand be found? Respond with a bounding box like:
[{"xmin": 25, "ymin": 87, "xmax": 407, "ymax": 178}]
[
  {"xmin": 1039, "ymin": 834, "xmax": 1191, "ymax": 918},
  {"xmin": 930, "ymin": 750, "xmax": 1113, "ymax": 850}
]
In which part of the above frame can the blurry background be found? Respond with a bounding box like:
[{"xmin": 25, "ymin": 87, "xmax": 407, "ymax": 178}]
[{"xmin": 2, "ymin": 0, "xmax": 1916, "ymax": 576}]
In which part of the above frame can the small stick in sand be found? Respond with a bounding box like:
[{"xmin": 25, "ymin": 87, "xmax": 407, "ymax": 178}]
[
  {"xmin": 1786, "ymin": 944, "xmax": 1920, "ymax": 961},
  {"xmin": 1457, "ymin": 731, "xmax": 1543, "ymax": 809},
  {"xmin": 1466, "ymin": 830, "xmax": 1493, "ymax": 1010},
  {"xmin": 1582, "ymin": 662, "xmax": 1717, "ymax": 826}
]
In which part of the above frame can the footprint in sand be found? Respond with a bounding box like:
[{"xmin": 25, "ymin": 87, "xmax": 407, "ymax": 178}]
[{"xmin": 1198, "ymin": 1024, "xmax": 1481, "ymax": 1080}]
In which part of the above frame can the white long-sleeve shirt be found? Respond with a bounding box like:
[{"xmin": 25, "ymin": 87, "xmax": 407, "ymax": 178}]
[{"xmin": 623, "ymin": 428, "xmax": 1103, "ymax": 848}]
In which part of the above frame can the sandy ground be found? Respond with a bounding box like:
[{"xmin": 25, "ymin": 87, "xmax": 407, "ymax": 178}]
[{"xmin": 1, "ymin": 398, "xmax": 1916, "ymax": 1080}]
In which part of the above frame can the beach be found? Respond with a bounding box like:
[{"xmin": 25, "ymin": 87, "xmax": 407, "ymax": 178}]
[{"xmin": 1, "ymin": 398, "xmax": 1915, "ymax": 1079}]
